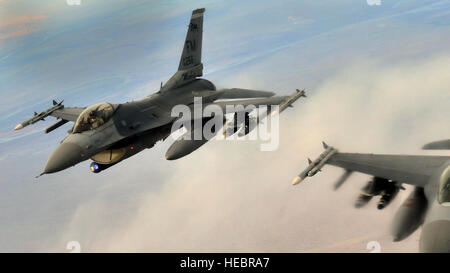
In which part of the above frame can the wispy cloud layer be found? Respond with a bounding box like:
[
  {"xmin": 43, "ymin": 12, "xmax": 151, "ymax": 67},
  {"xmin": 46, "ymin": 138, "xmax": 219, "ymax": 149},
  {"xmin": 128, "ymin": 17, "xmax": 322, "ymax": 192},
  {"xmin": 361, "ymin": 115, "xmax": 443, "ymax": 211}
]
[
  {"xmin": 52, "ymin": 54, "xmax": 450, "ymax": 252},
  {"xmin": 0, "ymin": 15, "xmax": 47, "ymax": 41}
]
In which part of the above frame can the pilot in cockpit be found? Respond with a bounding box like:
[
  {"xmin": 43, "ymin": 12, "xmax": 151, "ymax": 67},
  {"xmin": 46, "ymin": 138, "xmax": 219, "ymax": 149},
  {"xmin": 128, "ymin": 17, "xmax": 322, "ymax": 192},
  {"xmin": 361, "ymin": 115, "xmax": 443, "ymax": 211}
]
[{"xmin": 73, "ymin": 102, "xmax": 116, "ymax": 133}]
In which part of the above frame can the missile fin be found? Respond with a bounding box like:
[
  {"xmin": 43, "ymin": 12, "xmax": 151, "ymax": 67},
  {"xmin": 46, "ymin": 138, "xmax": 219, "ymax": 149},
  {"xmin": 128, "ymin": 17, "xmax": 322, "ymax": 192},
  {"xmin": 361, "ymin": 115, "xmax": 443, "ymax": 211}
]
[{"xmin": 297, "ymin": 89, "xmax": 306, "ymax": 97}]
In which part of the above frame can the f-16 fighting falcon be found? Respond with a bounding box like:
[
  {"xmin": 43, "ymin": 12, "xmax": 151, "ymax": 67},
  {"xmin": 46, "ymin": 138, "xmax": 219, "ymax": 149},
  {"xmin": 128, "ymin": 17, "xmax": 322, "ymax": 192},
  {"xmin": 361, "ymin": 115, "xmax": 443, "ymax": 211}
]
[
  {"xmin": 13, "ymin": 8, "xmax": 305, "ymax": 176},
  {"xmin": 291, "ymin": 141, "xmax": 450, "ymax": 252}
]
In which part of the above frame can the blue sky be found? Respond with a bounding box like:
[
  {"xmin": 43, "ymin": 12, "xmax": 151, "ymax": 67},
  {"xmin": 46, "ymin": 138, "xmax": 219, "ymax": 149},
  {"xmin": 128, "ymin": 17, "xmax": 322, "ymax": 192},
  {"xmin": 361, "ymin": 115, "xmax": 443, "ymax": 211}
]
[{"xmin": 0, "ymin": 0, "xmax": 449, "ymax": 252}]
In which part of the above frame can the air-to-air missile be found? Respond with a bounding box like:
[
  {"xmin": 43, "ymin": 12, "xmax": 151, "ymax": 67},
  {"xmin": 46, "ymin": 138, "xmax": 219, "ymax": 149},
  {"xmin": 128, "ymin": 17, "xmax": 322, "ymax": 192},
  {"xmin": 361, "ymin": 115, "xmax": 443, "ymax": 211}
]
[
  {"xmin": 222, "ymin": 89, "xmax": 307, "ymax": 139},
  {"xmin": 271, "ymin": 89, "xmax": 306, "ymax": 116},
  {"xmin": 291, "ymin": 141, "xmax": 337, "ymax": 185},
  {"xmin": 14, "ymin": 100, "xmax": 64, "ymax": 131}
]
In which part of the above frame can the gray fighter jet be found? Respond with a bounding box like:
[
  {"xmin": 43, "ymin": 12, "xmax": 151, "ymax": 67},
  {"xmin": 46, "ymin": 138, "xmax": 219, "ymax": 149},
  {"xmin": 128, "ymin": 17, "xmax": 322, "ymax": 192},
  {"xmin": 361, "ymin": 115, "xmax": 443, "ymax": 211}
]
[
  {"xmin": 291, "ymin": 140, "xmax": 450, "ymax": 253},
  {"xmin": 14, "ymin": 8, "xmax": 306, "ymax": 176}
]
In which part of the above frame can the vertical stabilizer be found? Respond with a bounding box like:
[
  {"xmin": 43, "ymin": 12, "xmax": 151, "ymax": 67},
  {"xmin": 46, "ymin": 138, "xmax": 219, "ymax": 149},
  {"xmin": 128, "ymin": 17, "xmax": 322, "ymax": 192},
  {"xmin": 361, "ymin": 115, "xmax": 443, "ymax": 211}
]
[
  {"xmin": 162, "ymin": 8, "xmax": 205, "ymax": 91},
  {"xmin": 179, "ymin": 8, "xmax": 204, "ymax": 71}
]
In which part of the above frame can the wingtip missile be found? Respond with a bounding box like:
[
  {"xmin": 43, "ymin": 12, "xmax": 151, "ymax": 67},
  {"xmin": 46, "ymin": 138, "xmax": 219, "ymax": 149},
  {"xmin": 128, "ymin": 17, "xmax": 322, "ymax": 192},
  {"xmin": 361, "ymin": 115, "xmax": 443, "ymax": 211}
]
[
  {"xmin": 308, "ymin": 146, "xmax": 337, "ymax": 176},
  {"xmin": 14, "ymin": 123, "xmax": 24, "ymax": 131},
  {"xmin": 13, "ymin": 100, "xmax": 64, "ymax": 131},
  {"xmin": 292, "ymin": 170, "xmax": 310, "ymax": 185},
  {"xmin": 52, "ymin": 99, "xmax": 64, "ymax": 106},
  {"xmin": 272, "ymin": 89, "xmax": 307, "ymax": 116},
  {"xmin": 292, "ymin": 176, "xmax": 303, "ymax": 185},
  {"xmin": 322, "ymin": 141, "xmax": 329, "ymax": 149},
  {"xmin": 292, "ymin": 142, "xmax": 338, "ymax": 185}
]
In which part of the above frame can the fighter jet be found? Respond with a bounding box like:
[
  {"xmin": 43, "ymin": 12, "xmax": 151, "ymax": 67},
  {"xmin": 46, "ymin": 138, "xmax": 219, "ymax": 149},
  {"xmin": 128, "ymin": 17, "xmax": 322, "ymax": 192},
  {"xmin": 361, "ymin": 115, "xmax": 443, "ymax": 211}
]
[
  {"xmin": 291, "ymin": 141, "xmax": 450, "ymax": 253},
  {"xmin": 13, "ymin": 8, "xmax": 306, "ymax": 176}
]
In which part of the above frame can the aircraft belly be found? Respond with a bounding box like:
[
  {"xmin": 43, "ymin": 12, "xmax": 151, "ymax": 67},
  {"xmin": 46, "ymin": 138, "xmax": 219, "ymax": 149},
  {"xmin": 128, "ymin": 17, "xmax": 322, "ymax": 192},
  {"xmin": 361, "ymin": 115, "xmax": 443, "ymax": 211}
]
[{"xmin": 91, "ymin": 149, "xmax": 126, "ymax": 164}]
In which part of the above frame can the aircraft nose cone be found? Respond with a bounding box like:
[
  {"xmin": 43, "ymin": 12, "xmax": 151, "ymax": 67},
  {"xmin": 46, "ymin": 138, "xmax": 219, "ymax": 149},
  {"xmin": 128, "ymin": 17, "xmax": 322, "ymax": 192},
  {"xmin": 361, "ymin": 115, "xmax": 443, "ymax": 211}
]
[
  {"xmin": 44, "ymin": 143, "xmax": 84, "ymax": 173},
  {"xmin": 419, "ymin": 220, "xmax": 450, "ymax": 252}
]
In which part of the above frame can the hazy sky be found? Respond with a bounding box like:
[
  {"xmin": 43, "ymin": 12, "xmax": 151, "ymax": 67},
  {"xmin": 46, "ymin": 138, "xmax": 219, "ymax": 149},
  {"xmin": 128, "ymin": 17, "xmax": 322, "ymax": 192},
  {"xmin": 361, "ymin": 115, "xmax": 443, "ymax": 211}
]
[{"xmin": 0, "ymin": 0, "xmax": 449, "ymax": 252}]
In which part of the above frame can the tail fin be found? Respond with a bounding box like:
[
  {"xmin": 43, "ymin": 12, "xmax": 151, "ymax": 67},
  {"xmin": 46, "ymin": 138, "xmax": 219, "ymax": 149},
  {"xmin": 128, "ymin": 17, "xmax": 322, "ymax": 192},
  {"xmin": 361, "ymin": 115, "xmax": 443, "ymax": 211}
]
[
  {"xmin": 162, "ymin": 8, "xmax": 205, "ymax": 91},
  {"xmin": 179, "ymin": 8, "xmax": 204, "ymax": 71}
]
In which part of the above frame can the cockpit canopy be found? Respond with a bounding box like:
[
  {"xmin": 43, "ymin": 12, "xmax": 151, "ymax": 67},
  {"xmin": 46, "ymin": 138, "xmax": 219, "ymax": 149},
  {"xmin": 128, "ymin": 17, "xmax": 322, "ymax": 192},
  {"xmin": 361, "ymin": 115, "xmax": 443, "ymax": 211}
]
[
  {"xmin": 73, "ymin": 102, "xmax": 118, "ymax": 133},
  {"xmin": 438, "ymin": 166, "xmax": 450, "ymax": 205}
]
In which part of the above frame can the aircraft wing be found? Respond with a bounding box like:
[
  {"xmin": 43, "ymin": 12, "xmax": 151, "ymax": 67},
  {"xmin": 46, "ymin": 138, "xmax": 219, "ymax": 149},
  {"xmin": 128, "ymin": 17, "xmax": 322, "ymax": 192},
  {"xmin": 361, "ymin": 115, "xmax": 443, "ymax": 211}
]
[
  {"xmin": 50, "ymin": 107, "xmax": 85, "ymax": 121},
  {"xmin": 211, "ymin": 89, "xmax": 306, "ymax": 114},
  {"xmin": 175, "ymin": 89, "xmax": 305, "ymax": 126},
  {"xmin": 327, "ymin": 153, "xmax": 450, "ymax": 187},
  {"xmin": 14, "ymin": 100, "xmax": 85, "ymax": 133},
  {"xmin": 215, "ymin": 88, "xmax": 275, "ymax": 99},
  {"xmin": 213, "ymin": 97, "xmax": 286, "ymax": 112}
]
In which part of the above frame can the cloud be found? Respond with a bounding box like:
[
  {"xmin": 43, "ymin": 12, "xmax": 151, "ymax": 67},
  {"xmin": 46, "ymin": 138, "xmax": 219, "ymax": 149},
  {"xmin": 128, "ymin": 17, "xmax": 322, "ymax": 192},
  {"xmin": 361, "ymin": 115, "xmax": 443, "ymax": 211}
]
[
  {"xmin": 52, "ymin": 54, "xmax": 450, "ymax": 252},
  {"xmin": 0, "ymin": 15, "xmax": 47, "ymax": 42},
  {"xmin": 287, "ymin": 16, "xmax": 313, "ymax": 25},
  {"xmin": 0, "ymin": 15, "xmax": 47, "ymax": 29}
]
